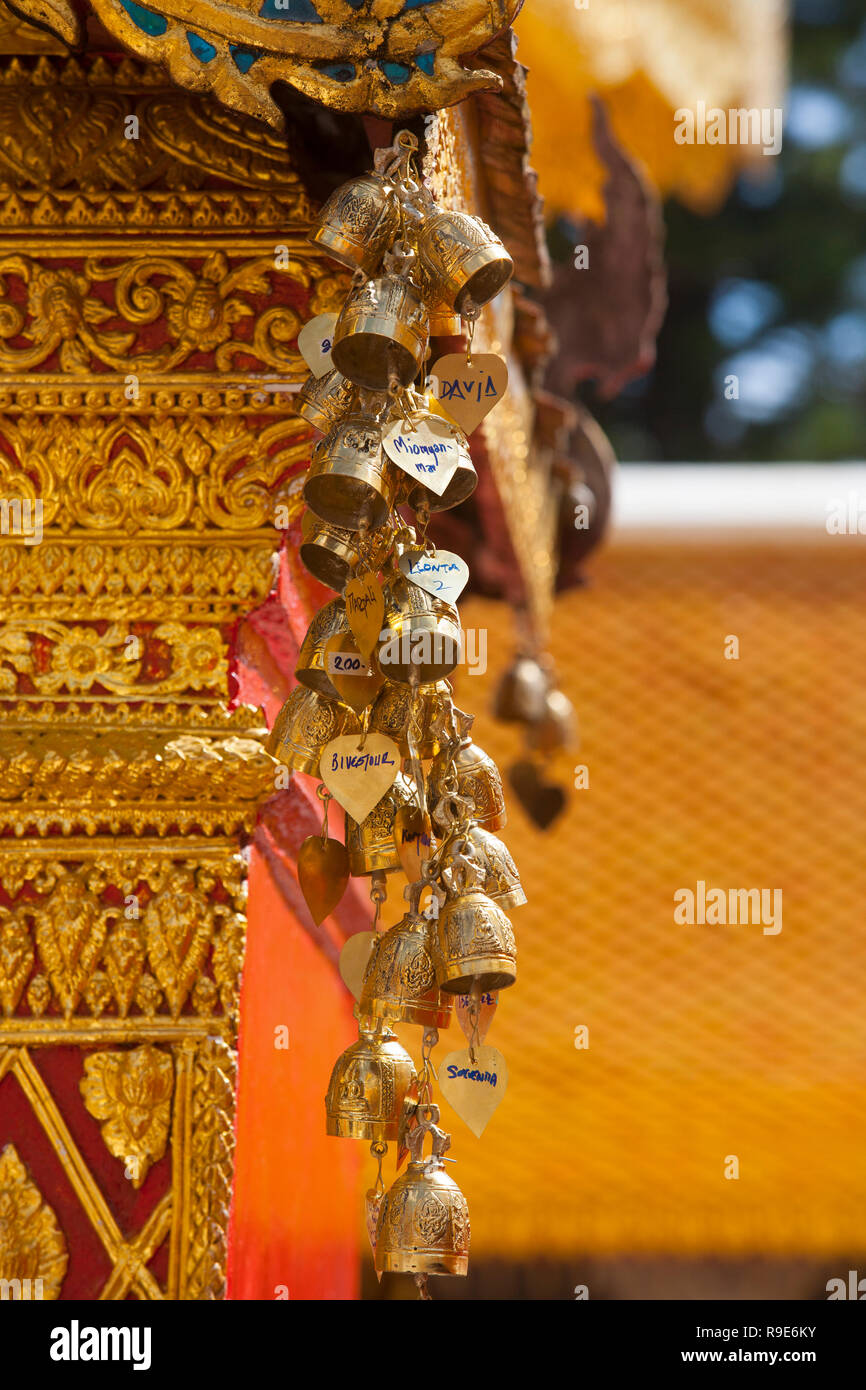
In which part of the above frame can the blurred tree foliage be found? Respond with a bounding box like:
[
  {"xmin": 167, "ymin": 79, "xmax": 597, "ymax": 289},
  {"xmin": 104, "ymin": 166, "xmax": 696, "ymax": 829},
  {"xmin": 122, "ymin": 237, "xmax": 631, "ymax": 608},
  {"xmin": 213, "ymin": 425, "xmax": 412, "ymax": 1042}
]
[{"xmin": 567, "ymin": 0, "xmax": 866, "ymax": 462}]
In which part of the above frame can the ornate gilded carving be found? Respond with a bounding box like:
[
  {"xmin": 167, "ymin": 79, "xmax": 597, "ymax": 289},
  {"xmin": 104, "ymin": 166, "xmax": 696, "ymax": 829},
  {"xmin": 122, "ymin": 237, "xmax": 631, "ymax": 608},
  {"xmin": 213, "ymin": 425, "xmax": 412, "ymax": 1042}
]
[
  {"xmin": 0, "ymin": 850, "xmax": 246, "ymax": 1031},
  {"xmin": 0, "ymin": 251, "xmax": 311, "ymax": 375},
  {"xmin": 184, "ymin": 1036, "xmax": 236, "ymax": 1300},
  {"xmin": 80, "ymin": 1045, "xmax": 174, "ymax": 1186},
  {"xmin": 0, "ymin": 24, "xmax": 346, "ymax": 1302},
  {"xmin": 0, "ymin": 415, "xmax": 309, "ymax": 533},
  {"xmin": 0, "ymin": 1143, "xmax": 68, "ymax": 1298},
  {"xmin": 2, "ymin": 0, "xmax": 523, "ymax": 129}
]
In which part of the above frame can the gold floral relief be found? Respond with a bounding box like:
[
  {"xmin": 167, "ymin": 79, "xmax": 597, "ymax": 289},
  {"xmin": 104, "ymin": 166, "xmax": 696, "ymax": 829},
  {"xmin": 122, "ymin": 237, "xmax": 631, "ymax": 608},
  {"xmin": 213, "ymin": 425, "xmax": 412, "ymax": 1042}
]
[
  {"xmin": 0, "ymin": 1143, "xmax": 68, "ymax": 1298},
  {"xmin": 80, "ymin": 1045, "xmax": 174, "ymax": 1187},
  {"xmin": 0, "ymin": 853, "xmax": 247, "ymax": 1028},
  {"xmin": 0, "ymin": 415, "xmax": 310, "ymax": 532},
  {"xmin": 0, "ymin": 251, "xmax": 311, "ymax": 376}
]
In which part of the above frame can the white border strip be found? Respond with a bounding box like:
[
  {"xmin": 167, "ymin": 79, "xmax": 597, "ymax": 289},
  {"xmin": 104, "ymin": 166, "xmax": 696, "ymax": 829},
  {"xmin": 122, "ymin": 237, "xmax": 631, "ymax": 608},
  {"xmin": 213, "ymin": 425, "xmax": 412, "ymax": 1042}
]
[{"xmin": 611, "ymin": 464, "xmax": 866, "ymax": 538}]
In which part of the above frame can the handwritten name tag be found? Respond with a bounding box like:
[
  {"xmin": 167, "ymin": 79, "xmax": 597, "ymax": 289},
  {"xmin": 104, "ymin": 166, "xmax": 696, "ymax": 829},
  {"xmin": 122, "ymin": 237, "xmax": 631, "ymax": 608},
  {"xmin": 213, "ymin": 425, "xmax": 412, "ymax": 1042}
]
[
  {"xmin": 399, "ymin": 548, "xmax": 469, "ymax": 606},
  {"xmin": 439, "ymin": 1045, "xmax": 508, "ymax": 1137},
  {"xmin": 429, "ymin": 353, "xmax": 508, "ymax": 434},
  {"xmin": 344, "ymin": 573, "xmax": 384, "ymax": 663},
  {"xmin": 320, "ymin": 733, "xmax": 399, "ymax": 822},
  {"xmin": 382, "ymin": 417, "xmax": 462, "ymax": 496},
  {"xmin": 298, "ymin": 312, "xmax": 338, "ymax": 378},
  {"xmin": 324, "ymin": 633, "xmax": 383, "ymax": 714}
]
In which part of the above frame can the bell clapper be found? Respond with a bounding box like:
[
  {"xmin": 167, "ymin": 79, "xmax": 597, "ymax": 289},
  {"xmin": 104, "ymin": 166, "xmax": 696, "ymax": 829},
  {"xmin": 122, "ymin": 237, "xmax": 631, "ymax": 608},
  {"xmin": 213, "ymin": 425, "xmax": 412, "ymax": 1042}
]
[{"xmin": 369, "ymin": 874, "xmax": 387, "ymax": 934}]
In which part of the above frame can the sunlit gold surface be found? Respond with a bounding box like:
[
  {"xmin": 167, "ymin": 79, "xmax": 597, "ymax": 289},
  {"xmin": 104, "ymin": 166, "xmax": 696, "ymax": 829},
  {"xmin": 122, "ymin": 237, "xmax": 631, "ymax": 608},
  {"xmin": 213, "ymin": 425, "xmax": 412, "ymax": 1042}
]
[{"xmin": 1, "ymin": 0, "xmax": 522, "ymax": 127}]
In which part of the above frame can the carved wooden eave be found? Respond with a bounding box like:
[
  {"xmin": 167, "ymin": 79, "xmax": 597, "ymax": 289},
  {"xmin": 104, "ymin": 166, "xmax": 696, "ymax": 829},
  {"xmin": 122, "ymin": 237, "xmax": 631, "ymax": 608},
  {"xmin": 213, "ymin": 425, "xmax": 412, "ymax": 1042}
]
[{"xmin": 1, "ymin": 0, "xmax": 525, "ymax": 127}]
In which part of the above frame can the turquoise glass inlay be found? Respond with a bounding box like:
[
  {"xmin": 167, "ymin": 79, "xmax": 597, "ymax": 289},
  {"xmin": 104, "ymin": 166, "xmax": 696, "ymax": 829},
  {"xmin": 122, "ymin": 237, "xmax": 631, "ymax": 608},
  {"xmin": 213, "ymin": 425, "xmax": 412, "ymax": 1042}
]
[
  {"xmin": 380, "ymin": 61, "xmax": 410, "ymax": 85},
  {"xmin": 319, "ymin": 62, "xmax": 356, "ymax": 82},
  {"xmin": 186, "ymin": 31, "xmax": 217, "ymax": 61},
  {"xmin": 229, "ymin": 45, "xmax": 259, "ymax": 72},
  {"xmin": 119, "ymin": 0, "xmax": 167, "ymax": 36},
  {"xmin": 416, "ymin": 52, "xmax": 435, "ymax": 75}
]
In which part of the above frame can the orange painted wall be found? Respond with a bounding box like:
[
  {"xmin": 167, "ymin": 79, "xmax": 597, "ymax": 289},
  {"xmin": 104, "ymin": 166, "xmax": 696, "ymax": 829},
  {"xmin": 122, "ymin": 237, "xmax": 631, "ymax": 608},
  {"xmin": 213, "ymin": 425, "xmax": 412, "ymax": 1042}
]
[{"xmin": 228, "ymin": 845, "xmax": 361, "ymax": 1300}]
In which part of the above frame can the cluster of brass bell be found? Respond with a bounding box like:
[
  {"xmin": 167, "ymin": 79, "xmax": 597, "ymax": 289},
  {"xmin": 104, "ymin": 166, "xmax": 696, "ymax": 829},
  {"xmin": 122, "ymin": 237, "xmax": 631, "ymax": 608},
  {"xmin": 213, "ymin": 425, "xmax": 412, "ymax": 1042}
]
[
  {"xmin": 297, "ymin": 128, "xmax": 511, "ymax": 547},
  {"xmin": 275, "ymin": 130, "xmax": 524, "ymax": 1292}
]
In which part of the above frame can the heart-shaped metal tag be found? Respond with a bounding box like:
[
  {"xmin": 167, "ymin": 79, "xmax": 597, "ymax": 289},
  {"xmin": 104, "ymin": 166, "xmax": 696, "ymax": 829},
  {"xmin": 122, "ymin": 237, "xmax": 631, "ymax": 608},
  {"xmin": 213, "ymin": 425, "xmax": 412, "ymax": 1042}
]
[
  {"xmin": 439, "ymin": 1044, "xmax": 508, "ymax": 1138},
  {"xmin": 320, "ymin": 733, "xmax": 399, "ymax": 822},
  {"xmin": 298, "ymin": 835, "xmax": 349, "ymax": 926},
  {"xmin": 454, "ymin": 989, "xmax": 498, "ymax": 1046},
  {"xmin": 338, "ymin": 930, "xmax": 376, "ymax": 1001},
  {"xmin": 382, "ymin": 416, "xmax": 461, "ymax": 496},
  {"xmin": 343, "ymin": 573, "xmax": 385, "ymax": 665},
  {"xmin": 298, "ymin": 312, "xmax": 337, "ymax": 377},
  {"xmin": 399, "ymin": 548, "xmax": 469, "ymax": 607},
  {"xmin": 428, "ymin": 353, "xmax": 508, "ymax": 434},
  {"xmin": 324, "ymin": 633, "xmax": 384, "ymax": 715}
]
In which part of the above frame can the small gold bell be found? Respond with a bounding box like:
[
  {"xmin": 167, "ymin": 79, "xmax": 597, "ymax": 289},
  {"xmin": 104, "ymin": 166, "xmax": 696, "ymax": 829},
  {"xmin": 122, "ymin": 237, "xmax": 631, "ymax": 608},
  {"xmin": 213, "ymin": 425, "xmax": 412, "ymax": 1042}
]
[
  {"xmin": 299, "ymin": 510, "xmax": 359, "ymax": 592},
  {"xmin": 304, "ymin": 413, "xmax": 398, "ymax": 532},
  {"xmin": 404, "ymin": 408, "xmax": 477, "ymax": 513},
  {"xmin": 332, "ymin": 275, "xmax": 429, "ymax": 391},
  {"xmin": 368, "ymin": 679, "xmax": 450, "ymax": 759},
  {"xmin": 493, "ymin": 655, "xmax": 550, "ymax": 724},
  {"xmin": 297, "ymin": 368, "xmax": 358, "ymax": 436},
  {"xmin": 325, "ymin": 1014, "xmax": 417, "ymax": 1141},
  {"xmin": 266, "ymin": 684, "xmax": 359, "ymax": 776},
  {"xmin": 360, "ymin": 902, "xmax": 452, "ymax": 1029},
  {"xmin": 414, "ymin": 208, "xmax": 513, "ymax": 315},
  {"xmin": 427, "ymin": 736, "xmax": 507, "ymax": 832},
  {"xmin": 377, "ymin": 576, "xmax": 461, "ymax": 686},
  {"xmin": 345, "ymin": 769, "xmax": 418, "ymax": 876},
  {"xmin": 309, "ymin": 173, "xmax": 402, "ymax": 278},
  {"xmin": 462, "ymin": 825, "xmax": 527, "ymax": 910},
  {"xmin": 432, "ymin": 847, "xmax": 516, "ymax": 995},
  {"xmin": 374, "ymin": 1103, "xmax": 469, "ymax": 1277},
  {"xmin": 295, "ymin": 598, "xmax": 351, "ymax": 700}
]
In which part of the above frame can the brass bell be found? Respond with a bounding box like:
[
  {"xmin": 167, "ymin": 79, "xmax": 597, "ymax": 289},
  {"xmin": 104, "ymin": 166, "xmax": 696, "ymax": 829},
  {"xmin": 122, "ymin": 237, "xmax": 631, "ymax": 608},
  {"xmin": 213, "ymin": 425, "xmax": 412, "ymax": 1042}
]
[
  {"xmin": 415, "ymin": 258, "xmax": 462, "ymax": 336},
  {"xmin": 298, "ymin": 369, "xmax": 356, "ymax": 436},
  {"xmin": 360, "ymin": 908, "xmax": 452, "ymax": 1029},
  {"xmin": 304, "ymin": 413, "xmax": 398, "ymax": 532},
  {"xmin": 299, "ymin": 511, "xmax": 392, "ymax": 594},
  {"xmin": 309, "ymin": 173, "xmax": 402, "ymax": 278},
  {"xmin": 295, "ymin": 598, "xmax": 350, "ymax": 699},
  {"xmin": 325, "ymin": 1015, "xmax": 417, "ymax": 1141},
  {"xmin": 266, "ymin": 684, "xmax": 359, "ymax": 776},
  {"xmin": 332, "ymin": 275, "xmax": 429, "ymax": 391},
  {"xmin": 462, "ymin": 825, "xmax": 526, "ymax": 910},
  {"xmin": 404, "ymin": 409, "xmax": 477, "ymax": 514},
  {"xmin": 299, "ymin": 510, "xmax": 358, "ymax": 591},
  {"xmin": 427, "ymin": 736, "xmax": 507, "ymax": 832},
  {"xmin": 493, "ymin": 655, "xmax": 550, "ymax": 724},
  {"xmin": 431, "ymin": 850, "xmax": 516, "ymax": 995},
  {"xmin": 414, "ymin": 208, "xmax": 513, "ymax": 315},
  {"xmin": 368, "ymin": 679, "xmax": 449, "ymax": 759},
  {"xmin": 374, "ymin": 1103, "xmax": 470, "ymax": 1277},
  {"xmin": 528, "ymin": 688, "xmax": 577, "ymax": 753},
  {"xmin": 346, "ymin": 769, "xmax": 418, "ymax": 876},
  {"xmin": 376, "ymin": 576, "xmax": 461, "ymax": 686}
]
